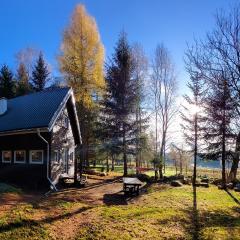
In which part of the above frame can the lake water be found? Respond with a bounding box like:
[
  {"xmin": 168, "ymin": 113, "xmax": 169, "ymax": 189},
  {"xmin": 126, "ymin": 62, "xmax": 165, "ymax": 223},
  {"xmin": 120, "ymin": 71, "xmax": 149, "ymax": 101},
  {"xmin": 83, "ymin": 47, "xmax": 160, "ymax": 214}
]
[
  {"xmin": 195, "ymin": 159, "xmax": 221, "ymax": 169},
  {"xmin": 167, "ymin": 159, "xmax": 239, "ymax": 169}
]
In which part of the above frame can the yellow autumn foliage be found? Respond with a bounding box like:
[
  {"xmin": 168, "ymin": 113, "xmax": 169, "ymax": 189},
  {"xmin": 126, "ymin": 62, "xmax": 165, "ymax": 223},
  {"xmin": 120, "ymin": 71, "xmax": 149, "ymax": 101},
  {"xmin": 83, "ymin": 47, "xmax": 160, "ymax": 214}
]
[{"xmin": 59, "ymin": 4, "xmax": 105, "ymax": 108}]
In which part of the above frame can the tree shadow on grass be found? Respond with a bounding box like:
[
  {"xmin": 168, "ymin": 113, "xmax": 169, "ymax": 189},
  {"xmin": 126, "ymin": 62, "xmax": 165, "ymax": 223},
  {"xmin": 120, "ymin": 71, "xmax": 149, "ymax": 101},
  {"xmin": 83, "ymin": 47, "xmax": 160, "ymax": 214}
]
[
  {"xmin": 188, "ymin": 186, "xmax": 240, "ymax": 239},
  {"xmin": 185, "ymin": 187, "xmax": 240, "ymax": 240},
  {"xmin": 192, "ymin": 185, "xmax": 200, "ymax": 240},
  {"xmin": 0, "ymin": 205, "xmax": 93, "ymax": 234},
  {"xmin": 224, "ymin": 189, "xmax": 240, "ymax": 205},
  {"xmin": 103, "ymin": 192, "xmax": 128, "ymax": 205}
]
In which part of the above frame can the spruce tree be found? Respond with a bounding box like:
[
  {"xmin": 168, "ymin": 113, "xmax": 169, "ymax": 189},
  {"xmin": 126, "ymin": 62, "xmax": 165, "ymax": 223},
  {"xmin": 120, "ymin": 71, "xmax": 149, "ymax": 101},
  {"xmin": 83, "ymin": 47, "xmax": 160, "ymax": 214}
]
[
  {"xmin": 0, "ymin": 65, "xmax": 15, "ymax": 98},
  {"xmin": 203, "ymin": 74, "xmax": 235, "ymax": 188},
  {"xmin": 105, "ymin": 32, "xmax": 137, "ymax": 176},
  {"xmin": 97, "ymin": 85, "xmax": 121, "ymax": 171},
  {"xmin": 31, "ymin": 53, "xmax": 50, "ymax": 91}
]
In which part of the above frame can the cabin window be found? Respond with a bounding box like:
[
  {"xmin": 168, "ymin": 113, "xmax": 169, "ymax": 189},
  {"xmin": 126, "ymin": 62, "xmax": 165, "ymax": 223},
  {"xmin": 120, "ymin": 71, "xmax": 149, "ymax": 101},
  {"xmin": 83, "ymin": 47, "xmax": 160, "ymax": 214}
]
[
  {"xmin": 30, "ymin": 150, "xmax": 44, "ymax": 164},
  {"xmin": 14, "ymin": 150, "xmax": 26, "ymax": 163},
  {"xmin": 2, "ymin": 151, "xmax": 12, "ymax": 163},
  {"xmin": 63, "ymin": 148, "xmax": 68, "ymax": 162},
  {"xmin": 69, "ymin": 151, "xmax": 74, "ymax": 163}
]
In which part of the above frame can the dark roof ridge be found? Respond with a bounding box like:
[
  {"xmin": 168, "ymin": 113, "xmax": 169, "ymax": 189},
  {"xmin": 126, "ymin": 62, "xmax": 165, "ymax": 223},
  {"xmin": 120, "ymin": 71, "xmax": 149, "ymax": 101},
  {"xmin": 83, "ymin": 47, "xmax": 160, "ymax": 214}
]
[{"xmin": 8, "ymin": 86, "xmax": 71, "ymax": 101}]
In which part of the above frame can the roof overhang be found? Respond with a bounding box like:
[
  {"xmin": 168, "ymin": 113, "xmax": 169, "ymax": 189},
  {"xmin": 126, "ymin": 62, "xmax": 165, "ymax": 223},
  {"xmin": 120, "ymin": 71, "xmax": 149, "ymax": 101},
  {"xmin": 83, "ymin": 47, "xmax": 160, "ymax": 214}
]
[{"xmin": 0, "ymin": 127, "xmax": 48, "ymax": 137}]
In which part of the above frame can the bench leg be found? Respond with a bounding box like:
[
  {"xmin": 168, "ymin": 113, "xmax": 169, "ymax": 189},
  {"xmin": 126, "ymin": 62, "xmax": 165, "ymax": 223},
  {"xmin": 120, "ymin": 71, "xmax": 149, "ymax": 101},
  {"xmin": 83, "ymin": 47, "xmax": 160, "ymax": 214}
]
[{"xmin": 136, "ymin": 186, "xmax": 139, "ymax": 195}]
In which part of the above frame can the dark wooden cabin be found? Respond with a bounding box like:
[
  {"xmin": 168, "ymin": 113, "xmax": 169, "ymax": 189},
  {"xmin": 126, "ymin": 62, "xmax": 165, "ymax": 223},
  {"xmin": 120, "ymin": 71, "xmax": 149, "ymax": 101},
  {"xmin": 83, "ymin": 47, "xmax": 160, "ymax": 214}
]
[{"xmin": 0, "ymin": 87, "xmax": 81, "ymax": 188}]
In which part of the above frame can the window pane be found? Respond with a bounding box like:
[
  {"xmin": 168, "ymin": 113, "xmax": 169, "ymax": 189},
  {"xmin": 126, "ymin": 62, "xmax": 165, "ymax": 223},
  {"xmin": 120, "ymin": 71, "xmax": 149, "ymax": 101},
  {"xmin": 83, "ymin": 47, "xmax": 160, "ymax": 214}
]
[
  {"xmin": 31, "ymin": 151, "xmax": 43, "ymax": 163},
  {"xmin": 3, "ymin": 151, "xmax": 11, "ymax": 162},
  {"xmin": 15, "ymin": 151, "xmax": 25, "ymax": 162},
  {"xmin": 69, "ymin": 152, "xmax": 74, "ymax": 163},
  {"xmin": 54, "ymin": 151, "xmax": 59, "ymax": 163}
]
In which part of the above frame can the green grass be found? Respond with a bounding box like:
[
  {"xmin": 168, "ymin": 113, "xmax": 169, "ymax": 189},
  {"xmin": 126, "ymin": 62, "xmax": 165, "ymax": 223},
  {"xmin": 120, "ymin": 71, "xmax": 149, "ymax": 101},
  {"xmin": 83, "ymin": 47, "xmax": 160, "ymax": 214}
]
[
  {"xmin": 0, "ymin": 204, "xmax": 48, "ymax": 240},
  {"xmin": 75, "ymin": 185, "xmax": 240, "ymax": 240},
  {"xmin": 0, "ymin": 182, "xmax": 239, "ymax": 239}
]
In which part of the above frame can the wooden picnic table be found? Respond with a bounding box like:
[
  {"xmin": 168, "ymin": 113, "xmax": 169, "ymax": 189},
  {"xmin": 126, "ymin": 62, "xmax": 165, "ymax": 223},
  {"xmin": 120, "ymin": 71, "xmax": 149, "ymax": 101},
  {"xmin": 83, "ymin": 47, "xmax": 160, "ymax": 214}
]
[{"xmin": 123, "ymin": 177, "xmax": 143, "ymax": 195}]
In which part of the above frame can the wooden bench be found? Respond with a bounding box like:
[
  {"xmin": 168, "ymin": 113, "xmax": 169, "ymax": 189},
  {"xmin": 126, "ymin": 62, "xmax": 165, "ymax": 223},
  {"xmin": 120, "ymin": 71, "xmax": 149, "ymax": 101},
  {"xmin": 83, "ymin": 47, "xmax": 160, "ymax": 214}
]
[{"xmin": 123, "ymin": 177, "xmax": 143, "ymax": 195}]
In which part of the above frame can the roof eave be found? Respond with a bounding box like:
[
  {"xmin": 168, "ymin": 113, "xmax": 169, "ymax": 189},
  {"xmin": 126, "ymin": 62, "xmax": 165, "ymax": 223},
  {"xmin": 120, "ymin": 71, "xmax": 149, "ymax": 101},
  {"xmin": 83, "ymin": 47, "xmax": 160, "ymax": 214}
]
[
  {"xmin": 0, "ymin": 127, "xmax": 49, "ymax": 137},
  {"xmin": 48, "ymin": 88, "xmax": 72, "ymax": 131}
]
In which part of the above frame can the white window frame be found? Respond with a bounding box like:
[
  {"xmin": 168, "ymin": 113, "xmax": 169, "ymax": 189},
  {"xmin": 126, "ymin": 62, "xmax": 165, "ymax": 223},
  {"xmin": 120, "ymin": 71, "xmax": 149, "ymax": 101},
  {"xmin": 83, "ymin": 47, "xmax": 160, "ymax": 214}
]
[
  {"xmin": 14, "ymin": 150, "xmax": 26, "ymax": 164},
  {"xmin": 2, "ymin": 151, "xmax": 12, "ymax": 163},
  {"xmin": 29, "ymin": 150, "xmax": 44, "ymax": 164}
]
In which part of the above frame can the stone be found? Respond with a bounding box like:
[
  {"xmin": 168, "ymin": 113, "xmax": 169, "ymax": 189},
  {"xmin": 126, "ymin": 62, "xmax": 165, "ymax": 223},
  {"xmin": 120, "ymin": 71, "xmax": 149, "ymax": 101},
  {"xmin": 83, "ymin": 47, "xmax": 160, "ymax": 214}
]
[
  {"xmin": 213, "ymin": 178, "xmax": 222, "ymax": 185},
  {"xmin": 201, "ymin": 178, "xmax": 209, "ymax": 183},
  {"xmin": 200, "ymin": 182, "xmax": 209, "ymax": 188},
  {"xmin": 98, "ymin": 172, "xmax": 107, "ymax": 177},
  {"xmin": 234, "ymin": 183, "xmax": 240, "ymax": 192},
  {"xmin": 226, "ymin": 183, "xmax": 234, "ymax": 189},
  {"xmin": 196, "ymin": 182, "xmax": 209, "ymax": 188},
  {"xmin": 171, "ymin": 180, "xmax": 183, "ymax": 187},
  {"xmin": 182, "ymin": 177, "xmax": 191, "ymax": 185}
]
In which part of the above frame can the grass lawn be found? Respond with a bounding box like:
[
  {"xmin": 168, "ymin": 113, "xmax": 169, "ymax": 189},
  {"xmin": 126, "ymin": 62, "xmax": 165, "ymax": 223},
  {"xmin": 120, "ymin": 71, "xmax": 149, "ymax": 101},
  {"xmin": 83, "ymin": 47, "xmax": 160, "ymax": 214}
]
[
  {"xmin": 75, "ymin": 185, "xmax": 240, "ymax": 240},
  {"xmin": 0, "ymin": 178, "xmax": 239, "ymax": 240}
]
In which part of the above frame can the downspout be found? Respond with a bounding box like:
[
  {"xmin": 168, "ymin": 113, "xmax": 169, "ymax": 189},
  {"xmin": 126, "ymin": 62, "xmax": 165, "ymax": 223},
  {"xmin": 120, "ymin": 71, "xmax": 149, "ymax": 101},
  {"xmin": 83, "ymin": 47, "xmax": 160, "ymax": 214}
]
[{"xmin": 37, "ymin": 129, "xmax": 57, "ymax": 191}]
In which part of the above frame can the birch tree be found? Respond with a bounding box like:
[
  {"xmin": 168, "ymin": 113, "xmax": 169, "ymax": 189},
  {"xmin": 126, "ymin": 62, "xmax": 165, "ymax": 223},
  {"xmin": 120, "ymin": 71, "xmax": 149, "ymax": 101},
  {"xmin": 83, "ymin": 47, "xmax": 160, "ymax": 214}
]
[
  {"xmin": 151, "ymin": 44, "xmax": 177, "ymax": 179},
  {"xmin": 132, "ymin": 43, "xmax": 148, "ymax": 174}
]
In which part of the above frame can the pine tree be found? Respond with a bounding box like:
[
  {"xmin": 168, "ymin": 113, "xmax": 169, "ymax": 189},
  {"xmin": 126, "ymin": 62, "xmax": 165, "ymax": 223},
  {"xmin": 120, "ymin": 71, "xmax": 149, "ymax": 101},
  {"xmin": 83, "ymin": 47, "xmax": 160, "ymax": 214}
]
[
  {"xmin": 105, "ymin": 32, "xmax": 137, "ymax": 176},
  {"xmin": 203, "ymin": 74, "xmax": 235, "ymax": 188},
  {"xmin": 31, "ymin": 53, "xmax": 50, "ymax": 91},
  {"xmin": 16, "ymin": 63, "xmax": 31, "ymax": 96},
  {"xmin": 0, "ymin": 65, "xmax": 15, "ymax": 98}
]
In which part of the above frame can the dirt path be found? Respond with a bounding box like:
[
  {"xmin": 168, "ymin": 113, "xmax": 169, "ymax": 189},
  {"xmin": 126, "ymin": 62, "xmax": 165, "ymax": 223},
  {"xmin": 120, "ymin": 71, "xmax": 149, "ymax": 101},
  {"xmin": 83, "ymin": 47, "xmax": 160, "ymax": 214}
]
[
  {"xmin": 43, "ymin": 176, "xmax": 124, "ymax": 240},
  {"xmin": 0, "ymin": 175, "xmax": 125, "ymax": 240},
  {"xmin": 53, "ymin": 176, "xmax": 123, "ymax": 204}
]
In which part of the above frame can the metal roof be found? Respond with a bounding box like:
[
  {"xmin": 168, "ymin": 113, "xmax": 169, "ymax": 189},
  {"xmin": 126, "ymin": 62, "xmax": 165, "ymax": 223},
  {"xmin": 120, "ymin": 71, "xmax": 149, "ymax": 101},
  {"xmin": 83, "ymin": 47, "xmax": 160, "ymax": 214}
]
[{"xmin": 0, "ymin": 87, "xmax": 71, "ymax": 133}]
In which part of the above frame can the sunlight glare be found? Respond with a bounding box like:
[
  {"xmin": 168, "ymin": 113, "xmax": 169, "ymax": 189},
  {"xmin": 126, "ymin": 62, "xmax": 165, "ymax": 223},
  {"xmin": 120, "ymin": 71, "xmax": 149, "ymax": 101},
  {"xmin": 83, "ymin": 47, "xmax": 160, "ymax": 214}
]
[{"xmin": 189, "ymin": 104, "xmax": 200, "ymax": 115}]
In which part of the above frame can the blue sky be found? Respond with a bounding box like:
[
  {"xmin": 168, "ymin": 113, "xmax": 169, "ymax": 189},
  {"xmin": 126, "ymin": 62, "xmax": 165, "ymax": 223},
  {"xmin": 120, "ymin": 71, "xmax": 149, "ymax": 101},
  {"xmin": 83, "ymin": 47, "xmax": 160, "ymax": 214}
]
[{"xmin": 0, "ymin": 0, "xmax": 238, "ymax": 93}]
